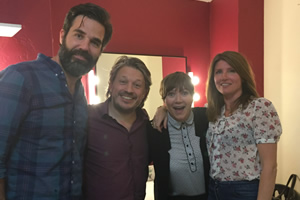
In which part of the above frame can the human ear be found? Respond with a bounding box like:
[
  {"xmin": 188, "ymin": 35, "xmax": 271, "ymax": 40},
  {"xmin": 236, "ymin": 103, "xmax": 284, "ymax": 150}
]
[{"xmin": 59, "ymin": 29, "xmax": 65, "ymax": 45}]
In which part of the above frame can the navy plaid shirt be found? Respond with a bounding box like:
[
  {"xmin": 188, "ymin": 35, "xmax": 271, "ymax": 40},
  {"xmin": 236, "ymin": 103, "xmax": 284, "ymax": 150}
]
[{"xmin": 0, "ymin": 54, "xmax": 88, "ymax": 200}]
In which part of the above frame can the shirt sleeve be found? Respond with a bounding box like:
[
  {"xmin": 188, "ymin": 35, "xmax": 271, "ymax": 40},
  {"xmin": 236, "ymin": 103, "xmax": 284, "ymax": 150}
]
[
  {"xmin": 0, "ymin": 66, "xmax": 31, "ymax": 178},
  {"xmin": 251, "ymin": 98, "xmax": 282, "ymax": 144}
]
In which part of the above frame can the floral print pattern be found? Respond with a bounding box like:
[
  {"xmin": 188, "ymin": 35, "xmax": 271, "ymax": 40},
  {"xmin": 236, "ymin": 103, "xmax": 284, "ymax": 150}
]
[{"xmin": 206, "ymin": 98, "xmax": 282, "ymax": 181}]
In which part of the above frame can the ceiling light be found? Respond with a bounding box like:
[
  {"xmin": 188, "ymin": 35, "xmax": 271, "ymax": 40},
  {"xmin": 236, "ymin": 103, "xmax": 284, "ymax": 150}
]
[
  {"xmin": 0, "ymin": 23, "xmax": 22, "ymax": 37},
  {"xmin": 196, "ymin": 0, "xmax": 213, "ymax": 2}
]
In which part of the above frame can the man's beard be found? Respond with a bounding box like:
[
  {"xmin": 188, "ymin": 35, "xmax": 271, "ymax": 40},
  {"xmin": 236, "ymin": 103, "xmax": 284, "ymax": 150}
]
[{"xmin": 58, "ymin": 39, "xmax": 99, "ymax": 77}]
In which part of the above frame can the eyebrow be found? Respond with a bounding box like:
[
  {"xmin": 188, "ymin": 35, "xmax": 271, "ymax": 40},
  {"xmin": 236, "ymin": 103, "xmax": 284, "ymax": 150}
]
[{"xmin": 74, "ymin": 28, "xmax": 103, "ymax": 45}]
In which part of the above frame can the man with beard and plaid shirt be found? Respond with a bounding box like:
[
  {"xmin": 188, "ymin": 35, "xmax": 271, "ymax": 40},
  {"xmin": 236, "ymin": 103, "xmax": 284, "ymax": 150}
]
[{"xmin": 0, "ymin": 3, "xmax": 112, "ymax": 200}]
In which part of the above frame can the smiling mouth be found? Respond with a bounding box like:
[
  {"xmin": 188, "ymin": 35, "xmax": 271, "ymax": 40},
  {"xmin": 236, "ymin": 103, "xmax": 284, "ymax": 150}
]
[
  {"xmin": 121, "ymin": 95, "xmax": 136, "ymax": 101},
  {"xmin": 221, "ymin": 83, "xmax": 231, "ymax": 86},
  {"xmin": 173, "ymin": 106, "xmax": 185, "ymax": 111},
  {"xmin": 73, "ymin": 54, "xmax": 87, "ymax": 61}
]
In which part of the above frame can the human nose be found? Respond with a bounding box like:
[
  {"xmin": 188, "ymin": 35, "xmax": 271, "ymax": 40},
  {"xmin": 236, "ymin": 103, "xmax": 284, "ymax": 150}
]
[
  {"xmin": 125, "ymin": 83, "xmax": 134, "ymax": 93},
  {"xmin": 174, "ymin": 93, "xmax": 182, "ymax": 102},
  {"xmin": 221, "ymin": 71, "xmax": 228, "ymax": 79},
  {"xmin": 79, "ymin": 39, "xmax": 89, "ymax": 51}
]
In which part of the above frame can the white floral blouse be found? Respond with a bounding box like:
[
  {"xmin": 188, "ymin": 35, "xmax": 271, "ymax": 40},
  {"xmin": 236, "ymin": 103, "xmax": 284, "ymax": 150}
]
[{"xmin": 206, "ymin": 98, "xmax": 282, "ymax": 181}]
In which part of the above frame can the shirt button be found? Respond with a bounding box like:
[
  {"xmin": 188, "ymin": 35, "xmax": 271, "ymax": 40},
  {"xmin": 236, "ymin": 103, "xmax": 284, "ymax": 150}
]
[
  {"xmin": 65, "ymin": 84, "xmax": 67, "ymax": 87},
  {"xmin": 73, "ymin": 140, "xmax": 75, "ymax": 144},
  {"xmin": 55, "ymin": 74, "xmax": 58, "ymax": 76},
  {"xmin": 61, "ymin": 71, "xmax": 64, "ymax": 74},
  {"xmin": 72, "ymin": 161, "xmax": 75, "ymax": 164},
  {"xmin": 73, "ymin": 121, "xmax": 76, "ymax": 124},
  {"xmin": 71, "ymin": 180, "xmax": 74, "ymax": 184}
]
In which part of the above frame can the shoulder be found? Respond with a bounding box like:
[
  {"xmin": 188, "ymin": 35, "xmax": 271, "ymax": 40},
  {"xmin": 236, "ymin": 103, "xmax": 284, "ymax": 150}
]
[
  {"xmin": 192, "ymin": 107, "xmax": 207, "ymax": 112},
  {"xmin": 147, "ymin": 124, "xmax": 170, "ymax": 148},
  {"xmin": 192, "ymin": 107, "xmax": 209, "ymax": 133},
  {"xmin": 1, "ymin": 54, "xmax": 50, "ymax": 80},
  {"xmin": 192, "ymin": 107, "xmax": 208, "ymax": 120},
  {"xmin": 88, "ymin": 102, "xmax": 107, "ymax": 117},
  {"xmin": 0, "ymin": 61, "xmax": 36, "ymax": 88},
  {"xmin": 247, "ymin": 97, "xmax": 277, "ymax": 111},
  {"xmin": 135, "ymin": 108, "xmax": 150, "ymax": 121}
]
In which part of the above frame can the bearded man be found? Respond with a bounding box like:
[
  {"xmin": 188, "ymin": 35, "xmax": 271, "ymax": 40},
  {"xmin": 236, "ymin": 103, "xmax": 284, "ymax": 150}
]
[{"xmin": 0, "ymin": 3, "xmax": 112, "ymax": 200}]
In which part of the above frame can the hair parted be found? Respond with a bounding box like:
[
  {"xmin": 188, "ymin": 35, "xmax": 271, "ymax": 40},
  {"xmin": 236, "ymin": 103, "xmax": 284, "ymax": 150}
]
[
  {"xmin": 206, "ymin": 51, "xmax": 259, "ymax": 122},
  {"xmin": 106, "ymin": 56, "xmax": 152, "ymax": 108},
  {"xmin": 62, "ymin": 3, "xmax": 113, "ymax": 50}
]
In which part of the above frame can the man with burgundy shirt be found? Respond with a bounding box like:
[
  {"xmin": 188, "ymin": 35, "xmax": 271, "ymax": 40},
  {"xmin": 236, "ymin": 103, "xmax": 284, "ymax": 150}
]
[{"xmin": 84, "ymin": 56, "xmax": 152, "ymax": 200}]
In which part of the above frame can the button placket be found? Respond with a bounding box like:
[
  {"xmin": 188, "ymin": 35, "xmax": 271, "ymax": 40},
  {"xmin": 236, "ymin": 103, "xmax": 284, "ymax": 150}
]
[{"xmin": 182, "ymin": 123, "xmax": 197, "ymax": 172}]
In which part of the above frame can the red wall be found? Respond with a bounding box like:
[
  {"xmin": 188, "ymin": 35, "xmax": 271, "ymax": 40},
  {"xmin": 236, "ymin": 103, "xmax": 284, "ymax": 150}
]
[
  {"xmin": 162, "ymin": 57, "xmax": 187, "ymax": 77},
  {"xmin": 210, "ymin": 0, "xmax": 264, "ymax": 96},
  {"xmin": 50, "ymin": 0, "xmax": 211, "ymax": 106},
  {"xmin": 0, "ymin": 0, "xmax": 263, "ymax": 106},
  {"xmin": 238, "ymin": 0, "xmax": 264, "ymax": 96},
  {"xmin": 0, "ymin": 0, "xmax": 52, "ymax": 70}
]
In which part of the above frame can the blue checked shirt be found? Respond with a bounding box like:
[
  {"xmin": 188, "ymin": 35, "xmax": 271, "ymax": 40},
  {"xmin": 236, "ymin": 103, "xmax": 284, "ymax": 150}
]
[{"xmin": 0, "ymin": 54, "xmax": 88, "ymax": 200}]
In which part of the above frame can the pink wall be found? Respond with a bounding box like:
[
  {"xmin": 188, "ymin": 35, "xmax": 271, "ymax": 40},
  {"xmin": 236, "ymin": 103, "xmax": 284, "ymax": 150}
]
[
  {"xmin": 162, "ymin": 57, "xmax": 187, "ymax": 77},
  {"xmin": 0, "ymin": 0, "xmax": 52, "ymax": 70},
  {"xmin": 0, "ymin": 0, "xmax": 263, "ymax": 106},
  {"xmin": 210, "ymin": 0, "xmax": 264, "ymax": 96},
  {"xmin": 238, "ymin": 0, "xmax": 264, "ymax": 96},
  {"xmin": 50, "ymin": 0, "xmax": 211, "ymax": 106},
  {"xmin": 210, "ymin": 0, "xmax": 239, "ymax": 57}
]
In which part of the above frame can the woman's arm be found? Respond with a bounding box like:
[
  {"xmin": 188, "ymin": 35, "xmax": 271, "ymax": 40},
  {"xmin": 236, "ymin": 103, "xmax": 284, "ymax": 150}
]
[{"xmin": 256, "ymin": 143, "xmax": 277, "ymax": 200}]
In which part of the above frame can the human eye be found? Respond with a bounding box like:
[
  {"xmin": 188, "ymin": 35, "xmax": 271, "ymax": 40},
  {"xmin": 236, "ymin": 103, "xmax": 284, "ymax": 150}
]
[
  {"xmin": 182, "ymin": 90, "xmax": 190, "ymax": 96},
  {"xmin": 167, "ymin": 92, "xmax": 175, "ymax": 97},
  {"xmin": 119, "ymin": 79, "xmax": 127, "ymax": 85},
  {"xmin": 214, "ymin": 69, "xmax": 222, "ymax": 74},
  {"xmin": 228, "ymin": 68, "xmax": 236, "ymax": 73},
  {"xmin": 134, "ymin": 83, "xmax": 142, "ymax": 89},
  {"xmin": 91, "ymin": 39, "xmax": 102, "ymax": 48},
  {"xmin": 74, "ymin": 33, "xmax": 84, "ymax": 40}
]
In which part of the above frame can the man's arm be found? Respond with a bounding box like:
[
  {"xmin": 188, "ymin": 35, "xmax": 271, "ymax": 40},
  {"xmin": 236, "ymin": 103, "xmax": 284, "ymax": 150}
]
[
  {"xmin": 0, "ymin": 178, "xmax": 5, "ymax": 200},
  {"xmin": 0, "ymin": 68, "xmax": 29, "ymax": 200},
  {"xmin": 152, "ymin": 106, "xmax": 167, "ymax": 132}
]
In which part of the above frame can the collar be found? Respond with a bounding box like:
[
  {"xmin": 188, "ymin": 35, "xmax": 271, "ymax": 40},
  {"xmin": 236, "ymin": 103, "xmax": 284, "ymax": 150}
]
[
  {"xmin": 220, "ymin": 104, "xmax": 243, "ymax": 117},
  {"xmin": 168, "ymin": 111, "xmax": 194, "ymax": 130},
  {"xmin": 37, "ymin": 53, "xmax": 84, "ymax": 98}
]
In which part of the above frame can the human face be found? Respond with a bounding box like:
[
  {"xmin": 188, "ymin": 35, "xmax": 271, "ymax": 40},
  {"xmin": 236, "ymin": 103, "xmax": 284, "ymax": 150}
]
[
  {"xmin": 58, "ymin": 15, "xmax": 105, "ymax": 77},
  {"xmin": 109, "ymin": 66, "xmax": 147, "ymax": 114},
  {"xmin": 164, "ymin": 88, "xmax": 193, "ymax": 122},
  {"xmin": 214, "ymin": 60, "xmax": 242, "ymax": 100}
]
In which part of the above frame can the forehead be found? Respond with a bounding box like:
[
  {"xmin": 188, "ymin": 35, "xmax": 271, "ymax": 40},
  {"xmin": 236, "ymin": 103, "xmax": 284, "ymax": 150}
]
[
  {"xmin": 168, "ymin": 87, "xmax": 188, "ymax": 92},
  {"xmin": 215, "ymin": 60, "xmax": 232, "ymax": 70},
  {"xmin": 115, "ymin": 66, "xmax": 145, "ymax": 81},
  {"xmin": 69, "ymin": 15, "xmax": 105, "ymax": 39}
]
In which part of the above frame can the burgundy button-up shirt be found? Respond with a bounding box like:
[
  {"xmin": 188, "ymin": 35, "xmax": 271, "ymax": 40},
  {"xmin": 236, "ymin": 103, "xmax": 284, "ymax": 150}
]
[{"xmin": 84, "ymin": 99, "xmax": 149, "ymax": 200}]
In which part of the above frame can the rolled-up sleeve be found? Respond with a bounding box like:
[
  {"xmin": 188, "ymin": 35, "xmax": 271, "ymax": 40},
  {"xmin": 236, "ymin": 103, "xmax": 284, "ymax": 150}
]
[{"xmin": 252, "ymin": 98, "xmax": 282, "ymax": 144}]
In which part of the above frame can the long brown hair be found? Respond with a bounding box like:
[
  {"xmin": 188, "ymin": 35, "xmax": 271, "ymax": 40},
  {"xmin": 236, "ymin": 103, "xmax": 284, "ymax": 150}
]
[{"xmin": 206, "ymin": 51, "xmax": 259, "ymax": 122}]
